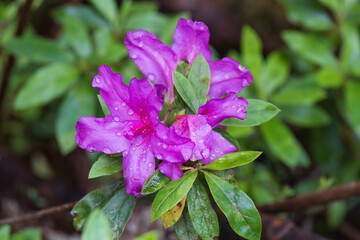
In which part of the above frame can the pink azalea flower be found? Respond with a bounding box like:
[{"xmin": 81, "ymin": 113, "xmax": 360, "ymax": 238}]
[
  {"xmin": 159, "ymin": 93, "xmax": 248, "ymax": 180},
  {"xmin": 75, "ymin": 65, "xmax": 194, "ymax": 196},
  {"xmin": 125, "ymin": 18, "xmax": 252, "ymax": 102}
]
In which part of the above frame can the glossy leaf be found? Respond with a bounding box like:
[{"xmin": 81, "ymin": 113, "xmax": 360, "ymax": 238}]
[
  {"xmin": 142, "ymin": 169, "xmax": 171, "ymax": 195},
  {"xmin": 316, "ymin": 67, "xmax": 343, "ymax": 88},
  {"xmin": 62, "ymin": 15, "xmax": 92, "ymax": 58},
  {"xmin": 204, "ymin": 151, "xmax": 261, "ymax": 171},
  {"xmin": 0, "ymin": 225, "xmax": 10, "ymax": 240},
  {"xmin": 210, "ymin": 170, "xmax": 237, "ymax": 186},
  {"xmin": 340, "ymin": 23, "xmax": 360, "ymax": 74},
  {"xmin": 14, "ymin": 63, "xmax": 79, "ymax": 110},
  {"xmin": 89, "ymin": 0, "xmax": 117, "ymax": 24},
  {"xmin": 71, "ymin": 179, "xmax": 136, "ymax": 239},
  {"xmin": 222, "ymin": 99, "xmax": 280, "ymax": 127},
  {"xmin": 88, "ymin": 154, "xmax": 123, "ymax": 179},
  {"xmin": 55, "ymin": 83, "xmax": 96, "ymax": 155},
  {"xmin": 345, "ymin": 81, "xmax": 360, "ymax": 137},
  {"xmin": 4, "ymin": 36, "xmax": 73, "ymax": 63},
  {"xmin": 281, "ymin": 105, "xmax": 331, "ymax": 127},
  {"xmin": 97, "ymin": 94, "xmax": 111, "ymax": 116},
  {"xmin": 318, "ymin": 0, "xmax": 339, "ymax": 12},
  {"xmin": 82, "ymin": 209, "xmax": 112, "ymax": 240},
  {"xmin": 204, "ymin": 171, "xmax": 261, "ymax": 240},
  {"xmin": 187, "ymin": 180, "xmax": 219, "ymax": 240},
  {"xmin": 260, "ymin": 119, "xmax": 309, "ymax": 167},
  {"xmin": 258, "ymin": 51, "xmax": 289, "ymax": 98},
  {"xmin": 174, "ymin": 207, "xmax": 199, "ymax": 240},
  {"xmin": 173, "ymin": 72, "xmax": 199, "ymax": 114},
  {"xmin": 160, "ymin": 196, "xmax": 187, "ymax": 228},
  {"xmin": 271, "ymin": 80, "xmax": 327, "ymax": 106},
  {"xmin": 188, "ymin": 54, "xmax": 211, "ymax": 107},
  {"xmin": 241, "ymin": 25, "xmax": 263, "ymax": 80},
  {"xmin": 282, "ymin": 31, "xmax": 337, "ymax": 67},
  {"xmin": 151, "ymin": 170, "xmax": 198, "ymax": 221}
]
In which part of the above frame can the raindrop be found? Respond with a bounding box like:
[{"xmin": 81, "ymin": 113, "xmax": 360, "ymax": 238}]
[
  {"xmin": 116, "ymin": 132, "xmax": 122, "ymax": 136},
  {"xmin": 157, "ymin": 142, "xmax": 162, "ymax": 146},
  {"xmin": 215, "ymin": 149, "xmax": 220, "ymax": 152},
  {"xmin": 115, "ymin": 107, "xmax": 119, "ymax": 111},
  {"xmin": 156, "ymin": 154, "xmax": 163, "ymax": 159},
  {"xmin": 130, "ymin": 54, "xmax": 137, "ymax": 59},
  {"xmin": 128, "ymin": 109, "xmax": 134, "ymax": 115},
  {"xmin": 210, "ymin": 154, "xmax": 216, "ymax": 160},
  {"xmin": 162, "ymin": 144, "xmax": 168, "ymax": 149},
  {"xmin": 103, "ymin": 148, "xmax": 111, "ymax": 154},
  {"xmin": 232, "ymin": 105, "xmax": 236, "ymax": 109},
  {"xmin": 147, "ymin": 162, "xmax": 153, "ymax": 168},
  {"xmin": 138, "ymin": 41, "xmax": 144, "ymax": 47},
  {"xmin": 121, "ymin": 102, "xmax": 126, "ymax": 107},
  {"xmin": 114, "ymin": 116, "xmax": 120, "ymax": 122},
  {"xmin": 147, "ymin": 73, "xmax": 155, "ymax": 81},
  {"xmin": 201, "ymin": 148, "xmax": 210, "ymax": 158},
  {"xmin": 94, "ymin": 76, "xmax": 101, "ymax": 84}
]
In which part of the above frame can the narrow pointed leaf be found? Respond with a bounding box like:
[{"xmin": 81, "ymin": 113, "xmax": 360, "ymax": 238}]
[
  {"xmin": 204, "ymin": 172, "xmax": 261, "ymax": 240},
  {"xmin": 151, "ymin": 170, "xmax": 198, "ymax": 221},
  {"xmin": 160, "ymin": 196, "xmax": 187, "ymax": 228},
  {"xmin": 345, "ymin": 81, "xmax": 360, "ymax": 137},
  {"xmin": 141, "ymin": 169, "xmax": 171, "ymax": 195},
  {"xmin": 82, "ymin": 209, "xmax": 112, "ymax": 240},
  {"xmin": 204, "ymin": 151, "xmax": 261, "ymax": 171},
  {"xmin": 88, "ymin": 154, "xmax": 123, "ymax": 179},
  {"xmin": 89, "ymin": 0, "xmax": 117, "ymax": 24},
  {"xmin": 222, "ymin": 99, "xmax": 280, "ymax": 127},
  {"xmin": 187, "ymin": 180, "xmax": 219, "ymax": 240},
  {"xmin": 173, "ymin": 72, "xmax": 198, "ymax": 114},
  {"xmin": 0, "ymin": 225, "xmax": 10, "ymax": 240},
  {"xmin": 174, "ymin": 208, "xmax": 199, "ymax": 240}
]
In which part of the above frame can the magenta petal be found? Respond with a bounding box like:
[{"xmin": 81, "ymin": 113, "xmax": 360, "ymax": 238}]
[
  {"xmin": 124, "ymin": 30, "xmax": 178, "ymax": 101},
  {"xmin": 75, "ymin": 115, "xmax": 131, "ymax": 154},
  {"xmin": 122, "ymin": 136, "xmax": 155, "ymax": 196},
  {"xmin": 159, "ymin": 161, "xmax": 183, "ymax": 181},
  {"xmin": 202, "ymin": 131, "xmax": 237, "ymax": 165},
  {"xmin": 198, "ymin": 93, "xmax": 248, "ymax": 127},
  {"xmin": 172, "ymin": 18, "xmax": 212, "ymax": 64},
  {"xmin": 208, "ymin": 57, "xmax": 253, "ymax": 99},
  {"xmin": 151, "ymin": 123, "xmax": 194, "ymax": 163},
  {"xmin": 93, "ymin": 65, "xmax": 139, "ymax": 122}
]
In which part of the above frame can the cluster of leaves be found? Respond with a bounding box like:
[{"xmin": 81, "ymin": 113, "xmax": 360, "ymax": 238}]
[
  {"xmin": 0, "ymin": 0, "xmax": 188, "ymax": 156},
  {"xmin": 224, "ymin": 0, "xmax": 360, "ymax": 230}
]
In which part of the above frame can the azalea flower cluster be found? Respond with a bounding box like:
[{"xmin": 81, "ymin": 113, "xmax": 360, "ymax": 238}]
[{"xmin": 76, "ymin": 18, "xmax": 252, "ymax": 196}]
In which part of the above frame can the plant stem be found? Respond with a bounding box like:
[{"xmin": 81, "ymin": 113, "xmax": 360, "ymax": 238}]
[{"xmin": 162, "ymin": 108, "xmax": 172, "ymax": 124}]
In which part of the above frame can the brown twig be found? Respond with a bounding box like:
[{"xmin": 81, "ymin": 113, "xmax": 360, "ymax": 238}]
[
  {"xmin": 0, "ymin": 201, "xmax": 76, "ymax": 226},
  {"xmin": 259, "ymin": 181, "xmax": 360, "ymax": 213},
  {"xmin": 0, "ymin": 0, "xmax": 34, "ymax": 111}
]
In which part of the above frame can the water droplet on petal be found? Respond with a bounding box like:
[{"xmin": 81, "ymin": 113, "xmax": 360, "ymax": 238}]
[
  {"xmin": 162, "ymin": 144, "xmax": 168, "ymax": 149},
  {"xmin": 138, "ymin": 41, "xmax": 144, "ymax": 47},
  {"xmin": 163, "ymin": 135, "xmax": 168, "ymax": 139},
  {"xmin": 201, "ymin": 148, "xmax": 210, "ymax": 158},
  {"xmin": 225, "ymin": 74, "xmax": 229, "ymax": 79},
  {"xmin": 115, "ymin": 107, "xmax": 119, "ymax": 111},
  {"xmin": 103, "ymin": 148, "xmax": 111, "ymax": 154},
  {"xmin": 94, "ymin": 76, "xmax": 101, "ymax": 84},
  {"xmin": 130, "ymin": 54, "xmax": 137, "ymax": 59},
  {"xmin": 210, "ymin": 154, "xmax": 216, "ymax": 160},
  {"xmin": 156, "ymin": 154, "xmax": 163, "ymax": 160},
  {"xmin": 130, "ymin": 167, "xmax": 133, "ymax": 171},
  {"xmin": 121, "ymin": 102, "xmax": 126, "ymax": 107},
  {"xmin": 147, "ymin": 73, "xmax": 155, "ymax": 81},
  {"xmin": 116, "ymin": 132, "xmax": 122, "ymax": 136},
  {"xmin": 128, "ymin": 109, "xmax": 134, "ymax": 115},
  {"xmin": 114, "ymin": 116, "xmax": 120, "ymax": 122},
  {"xmin": 157, "ymin": 142, "xmax": 162, "ymax": 146},
  {"xmin": 199, "ymin": 139, "xmax": 204, "ymax": 144},
  {"xmin": 215, "ymin": 149, "xmax": 219, "ymax": 152},
  {"xmin": 147, "ymin": 162, "xmax": 153, "ymax": 168},
  {"xmin": 232, "ymin": 105, "xmax": 236, "ymax": 109},
  {"xmin": 88, "ymin": 145, "xmax": 96, "ymax": 152}
]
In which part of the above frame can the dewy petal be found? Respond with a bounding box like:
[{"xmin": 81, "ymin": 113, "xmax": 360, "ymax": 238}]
[
  {"xmin": 125, "ymin": 30, "xmax": 178, "ymax": 101},
  {"xmin": 75, "ymin": 115, "xmax": 131, "ymax": 154},
  {"xmin": 92, "ymin": 65, "xmax": 138, "ymax": 122},
  {"xmin": 202, "ymin": 131, "xmax": 237, "ymax": 165},
  {"xmin": 122, "ymin": 135, "xmax": 155, "ymax": 196},
  {"xmin": 208, "ymin": 57, "xmax": 253, "ymax": 99},
  {"xmin": 159, "ymin": 161, "xmax": 183, "ymax": 181},
  {"xmin": 198, "ymin": 93, "xmax": 248, "ymax": 127},
  {"xmin": 151, "ymin": 123, "xmax": 194, "ymax": 163},
  {"xmin": 172, "ymin": 18, "xmax": 212, "ymax": 64}
]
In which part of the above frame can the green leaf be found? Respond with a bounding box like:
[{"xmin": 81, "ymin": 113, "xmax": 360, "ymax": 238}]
[
  {"xmin": 14, "ymin": 63, "xmax": 79, "ymax": 110},
  {"xmin": 204, "ymin": 151, "xmax": 261, "ymax": 171},
  {"xmin": 345, "ymin": 81, "xmax": 360, "ymax": 137},
  {"xmin": 89, "ymin": 154, "xmax": 123, "ymax": 179},
  {"xmin": 318, "ymin": 0, "xmax": 339, "ymax": 12},
  {"xmin": 125, "ymin": 11, "xmax": 167, "ymax": 37},
  {"xmin": 316, "ymin": 67, "xmax": 343, "ymax": 88},
  {"xmin": 134, "ymin": 231, "xmax": 158, "ymax": 240},
  {"xmin": 210, "ymin": 170, "xmax": 237, "ymax": 186},
  {"xmin": 187, "ymin": 54, "xmax": 211, "ymax": 107},
  {"xmin": 55, "ymin": 83, "xmax": 96, "ymax": 155},
  {"xmin": 89, "ymin": 0, "xmax": 117, "ymax": 24},
  {"xmin": 204, "ymin": 171, "xmax": 262, "ymax": 240},
  {"xmin": 174, "ymin": 207, "xmax": 199, "ymax": 240},
  {"xmin": 241, "ymin": 26, "xmax": 263, "ymax": 80},
  {"xmin": 281, "ymin": 105, "xmax": 331, "ymax": 127},
  {"xmin": 258, "ymin": 51, "xmax": 289, "ymax": 98},
  {"xmin": 260, "ymin": 119, "xmax": 309, "ymax": 167},
  {"xmin": 62, "ymin": 15, "xmax": 92, "ymax": 58},
  {"xmin": 0, "ymin": 225, "xmax": 10, "ymax": 240},
  {"xmin": 187, "ymin": 180, "xmax": 219, "ymax": 240},
  {"xmin": 279, "ymin": 0, "xmax": 333, "ymax": 31},
  {"xmin": 173, "ymin": 72, "xmax": 199, "ymax": 114},
  {"xmin": 3, "ymin": 36, "xmax": 73, "ymax": 63},
  {"xmin": 141, "ymin": 169, "xmax": 171, "ymax": 195},
  {"xmin": 160, "ymin": 196, "xmax": 187, "ymax": 228},
  {"xmin": 340, "ymin": 22, "xmax": 360, "ymax": 74},
  {"xmin": 151, "ymin": 170, "xmax": 198, "ymax": 221},
  {"xmin": 94, "ymin": 28, "xmax": 127, "ymax": 64},
  {"xmin": 97, "ymin": 94, "xmax": 111, "ymax": 116},
  {"xmin": 282, "ymin": 31, "xmax": 337, "ymax": 67},
  {"xmin": 271, "ymin": 80, "xmax": 327, "ymax": 106},
  {"xmin": 222, "ymin": 99, "xmax": 280, "ymax": 127},
  {"xmin": 71, "ymin": 179, "xmax": 136, "ymax": 239},
  {"xmin": 11, "ymin": 228, "xmax": 42, "ymax": 240},
  {"xmin": 82, "ymin": 209, "xmax": 112, "ymax": 240},
  {"xmin": 327, "ymin": 201, "xmax": 347, "ymax": 228}
]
